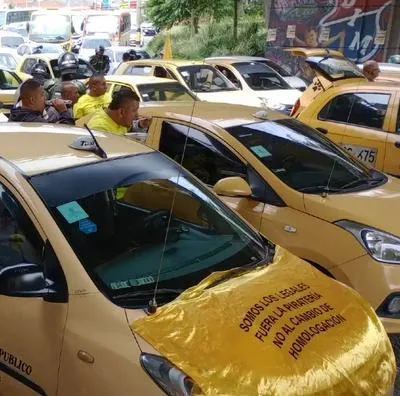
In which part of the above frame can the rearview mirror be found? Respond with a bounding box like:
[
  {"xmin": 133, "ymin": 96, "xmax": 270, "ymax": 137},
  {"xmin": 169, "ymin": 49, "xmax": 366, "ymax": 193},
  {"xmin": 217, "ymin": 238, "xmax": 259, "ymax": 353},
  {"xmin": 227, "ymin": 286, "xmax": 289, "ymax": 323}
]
[
  {"xmin": 213, "ymin": 177, "xmax": 251, "ymax": 197},
  {"xmin": 0, "ymin": 263, "xmax": 47, "ymax": 297}
]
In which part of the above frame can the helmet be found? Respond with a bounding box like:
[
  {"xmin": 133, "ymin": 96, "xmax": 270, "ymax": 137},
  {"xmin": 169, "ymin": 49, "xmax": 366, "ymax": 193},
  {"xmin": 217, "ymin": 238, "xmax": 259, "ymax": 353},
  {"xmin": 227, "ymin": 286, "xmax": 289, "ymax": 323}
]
[
  {"xmin": 388, "ymin": 54, "xmax": 400, "ymax": 64},
  {"xmin": 58, "ymin": 52, "xmax": 79, "ymax": 76},
  {"xmin": 98, "ymin": 45, "xmax": 105, "ymax": 52},
  {"xmin": 31, "ymin": 62, "xmax": 50, "ymax": 83}
]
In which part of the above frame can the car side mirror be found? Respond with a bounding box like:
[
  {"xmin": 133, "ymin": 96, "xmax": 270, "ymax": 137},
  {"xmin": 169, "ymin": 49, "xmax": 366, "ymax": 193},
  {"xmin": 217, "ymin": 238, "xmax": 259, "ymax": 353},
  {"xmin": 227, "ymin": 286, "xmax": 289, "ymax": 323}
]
[
  {"xmin": 0, "ymin": 263, "xmax": 47, "ymax": 297},
  {"xmin": 26, "ymin": 21, "xmax": 30, "ymax": 33},
  {"xmin": 213, "ymin": 177, "xmax": 252, "ymax": 197}
]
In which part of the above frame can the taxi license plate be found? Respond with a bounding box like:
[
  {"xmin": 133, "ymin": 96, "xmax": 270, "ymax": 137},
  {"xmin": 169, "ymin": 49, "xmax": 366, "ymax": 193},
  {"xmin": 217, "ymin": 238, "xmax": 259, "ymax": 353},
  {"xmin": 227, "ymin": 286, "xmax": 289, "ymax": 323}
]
[{"xmin": 341, "ymin": 144, "xmax": 377, "ymax": 165}]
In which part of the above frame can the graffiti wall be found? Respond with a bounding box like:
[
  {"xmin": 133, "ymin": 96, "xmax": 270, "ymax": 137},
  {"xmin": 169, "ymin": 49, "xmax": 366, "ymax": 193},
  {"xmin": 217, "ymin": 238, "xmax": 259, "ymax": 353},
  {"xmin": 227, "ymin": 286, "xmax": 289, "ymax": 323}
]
[{"xmin": 265, "ymin": 0, "xmax": 392, "ymax": 74}]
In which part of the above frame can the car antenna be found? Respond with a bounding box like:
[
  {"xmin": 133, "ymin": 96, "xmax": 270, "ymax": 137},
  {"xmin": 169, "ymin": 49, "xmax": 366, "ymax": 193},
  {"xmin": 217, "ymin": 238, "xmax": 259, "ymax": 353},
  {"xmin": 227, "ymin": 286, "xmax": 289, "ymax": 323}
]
[
  {"xmin": 84, "ymin": 123, "xmax": 108, "ymax": 159},
  {"xmin": 322, "ymin": 158, "xmax": 336, "ymax": 198},
  {"xmin": 147, "ymin": 80, "xmax": 199, "ymax": 316}
]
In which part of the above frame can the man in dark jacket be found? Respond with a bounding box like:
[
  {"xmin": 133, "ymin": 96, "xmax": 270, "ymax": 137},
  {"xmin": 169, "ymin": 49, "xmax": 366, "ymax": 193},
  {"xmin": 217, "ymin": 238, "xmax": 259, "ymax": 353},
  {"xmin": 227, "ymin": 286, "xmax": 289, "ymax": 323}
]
[
  {"xmin": 9, "ymin": 79, "xmax": 74, "ymax": 124},
  {"xmin": 89, "ymin": 46, "xmax": 110, "ymax": 74}
]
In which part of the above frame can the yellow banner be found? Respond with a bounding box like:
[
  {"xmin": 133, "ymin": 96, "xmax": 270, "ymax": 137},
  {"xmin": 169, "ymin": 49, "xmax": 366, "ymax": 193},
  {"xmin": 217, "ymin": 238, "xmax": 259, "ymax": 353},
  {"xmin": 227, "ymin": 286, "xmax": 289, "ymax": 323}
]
[{"xmin": 132, "ymin": 247, "xmax": 395, "ymax": 395}]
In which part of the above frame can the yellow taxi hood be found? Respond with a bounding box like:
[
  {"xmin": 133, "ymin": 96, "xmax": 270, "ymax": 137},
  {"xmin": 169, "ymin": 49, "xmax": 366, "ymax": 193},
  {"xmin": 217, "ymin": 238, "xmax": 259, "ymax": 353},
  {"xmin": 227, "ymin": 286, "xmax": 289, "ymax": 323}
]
[
  {"xmin": 303, "ymin": 176, "xmax": 400, "ymax": 236},
  {"xmin": 131, "ymin": 247, "xmax": 395, "ymax": 395}
]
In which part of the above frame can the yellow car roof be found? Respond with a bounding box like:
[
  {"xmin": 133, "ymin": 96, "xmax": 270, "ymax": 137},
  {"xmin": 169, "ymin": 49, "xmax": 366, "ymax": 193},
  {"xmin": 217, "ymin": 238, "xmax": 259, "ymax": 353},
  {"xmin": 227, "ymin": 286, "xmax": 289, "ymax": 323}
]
[
  {"xmin": 0, "ymin": 123, "xmax": 153, "ymax": 176},
  {"xmin": 140, "ymin": 102, "xmax": 288, "ymax": 129},
  {"xmin": 285, "ymin": 47, "xmax": 345, "ymax": 58},
  {"xmin": 123, "ymin": 59, "xmax": 209, "ymax": 67},
  {"xmin": 106, "ymin": 75, "xmax": 179, "ymax": 85}
]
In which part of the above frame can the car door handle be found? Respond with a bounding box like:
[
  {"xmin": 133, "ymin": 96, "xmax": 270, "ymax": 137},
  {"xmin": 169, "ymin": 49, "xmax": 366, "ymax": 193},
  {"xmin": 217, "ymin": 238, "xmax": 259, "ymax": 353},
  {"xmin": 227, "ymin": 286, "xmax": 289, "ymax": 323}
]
[
  {"xmin": 316, "ymin": 127, "xmax": 328, "ymax": 134},
  {"xmin": 395, "ymin": 141, "xmax": 400, "ymax": 149}
]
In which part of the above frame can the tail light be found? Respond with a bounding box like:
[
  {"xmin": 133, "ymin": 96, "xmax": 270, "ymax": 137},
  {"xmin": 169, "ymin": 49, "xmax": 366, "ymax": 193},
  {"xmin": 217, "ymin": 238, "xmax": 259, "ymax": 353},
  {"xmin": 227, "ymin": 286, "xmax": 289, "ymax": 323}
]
[{"xmin": 290, "ymin": 98, "xmax": 300, "ymax": 117}]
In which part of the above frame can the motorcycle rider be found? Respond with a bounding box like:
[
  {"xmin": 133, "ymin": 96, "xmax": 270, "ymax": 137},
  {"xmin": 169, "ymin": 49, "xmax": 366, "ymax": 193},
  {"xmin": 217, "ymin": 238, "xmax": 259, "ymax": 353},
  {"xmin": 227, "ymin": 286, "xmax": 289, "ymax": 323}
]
[
  {"xmin": 44, "ymin": 52, "xmax": 87, "ymax": 101},
  {"xmin": 89, "ymin": 46, "xmax": 110, "ymax": 74}
]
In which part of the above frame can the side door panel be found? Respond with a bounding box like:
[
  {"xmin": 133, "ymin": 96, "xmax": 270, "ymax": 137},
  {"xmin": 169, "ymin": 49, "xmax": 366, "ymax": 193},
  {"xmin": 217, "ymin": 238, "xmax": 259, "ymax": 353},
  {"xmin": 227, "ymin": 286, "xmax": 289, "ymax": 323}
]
[
  {"xmin": 0, "ymin": 179, "xmax": 67, "ymax": 395},
  {"xmin": 384, "ymin": 90, "xmax": 400, "ymax": 175}
]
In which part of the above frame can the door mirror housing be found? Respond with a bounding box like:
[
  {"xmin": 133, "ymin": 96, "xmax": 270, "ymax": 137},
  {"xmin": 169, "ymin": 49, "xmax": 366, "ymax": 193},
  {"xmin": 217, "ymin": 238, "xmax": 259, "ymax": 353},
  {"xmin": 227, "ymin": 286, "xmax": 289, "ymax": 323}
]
[
  {"xmin": 213, "ymin": 177, "xmax": 252, "ymax": 197},
  {"xmin": 0, "ymin": 263, "xmax": 47, "ymax": 297}
]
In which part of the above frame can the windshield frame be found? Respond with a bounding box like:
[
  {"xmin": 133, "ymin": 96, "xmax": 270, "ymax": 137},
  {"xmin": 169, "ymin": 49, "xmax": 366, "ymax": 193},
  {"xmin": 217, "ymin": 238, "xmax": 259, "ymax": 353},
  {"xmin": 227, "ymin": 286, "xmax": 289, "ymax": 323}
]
[{"xmin": 28, "ymin": 152, "xmax": 267, "ymax": 307}]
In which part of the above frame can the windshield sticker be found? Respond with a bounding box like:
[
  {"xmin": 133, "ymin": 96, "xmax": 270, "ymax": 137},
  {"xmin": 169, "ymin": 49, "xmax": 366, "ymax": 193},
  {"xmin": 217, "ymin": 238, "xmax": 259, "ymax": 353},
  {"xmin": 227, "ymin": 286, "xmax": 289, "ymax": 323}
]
[
  {"xmin": 79, "ymin": 218, "xmax": 97, "ymax": 234},
  {"xmin": 110, "ymin": 276, "xmax": 155, "ymax": 290},
  {"xmin": 57, "ymin": 201, "xmax": 89, "ymax": 224},
  {"xmin": 250, "ymin": 145, "xmax": 271, "ymax": 158}
]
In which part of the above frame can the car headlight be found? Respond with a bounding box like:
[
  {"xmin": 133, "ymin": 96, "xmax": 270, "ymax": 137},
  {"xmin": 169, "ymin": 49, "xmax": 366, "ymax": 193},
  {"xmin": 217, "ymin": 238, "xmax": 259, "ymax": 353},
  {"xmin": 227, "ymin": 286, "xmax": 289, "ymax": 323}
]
[
  {"xmin": 140, "ymin": 353, "xmax": 202, "ymax": 395},
  {"xmin": 336, "ymin": 220, "xmax": 400, "ymax": 263}
]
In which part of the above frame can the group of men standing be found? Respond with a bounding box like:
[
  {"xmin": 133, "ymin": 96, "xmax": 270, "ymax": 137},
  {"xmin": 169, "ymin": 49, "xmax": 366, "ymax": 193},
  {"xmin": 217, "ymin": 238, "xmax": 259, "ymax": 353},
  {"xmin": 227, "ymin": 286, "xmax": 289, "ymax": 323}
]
[{"xmin": 8, "ymin": 50, "xmax": 150, "ymax": 136}]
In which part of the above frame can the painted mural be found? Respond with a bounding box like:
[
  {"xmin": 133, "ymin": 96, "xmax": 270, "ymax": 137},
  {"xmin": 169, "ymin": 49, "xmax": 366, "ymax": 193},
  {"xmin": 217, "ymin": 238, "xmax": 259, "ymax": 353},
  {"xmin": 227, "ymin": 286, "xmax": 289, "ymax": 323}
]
[{"xmin": 265, "ymin": 0, "xmax": 392, "ymax": 75}]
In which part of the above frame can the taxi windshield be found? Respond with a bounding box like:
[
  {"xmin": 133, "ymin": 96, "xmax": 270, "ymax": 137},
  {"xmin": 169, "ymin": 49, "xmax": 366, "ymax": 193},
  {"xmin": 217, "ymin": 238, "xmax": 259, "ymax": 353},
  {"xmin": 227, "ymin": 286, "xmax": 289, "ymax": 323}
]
[
  {"xmin": 227, "ymin": 119, "xmax": 385, "ymax": 194},
  {"xmin": 137, "ymin": 82, "xmax": 197, "ymax": 102},
  {"xmin": 233, "ymin": 62, "xmax": 291, "ymax": 90},
  {"xmin": 29, "ymin": 152, "xmax": 266, "ymax": 307},
  {"xmin": 177, "ymin": 65, "xmax": 237, "ymax": 92}
]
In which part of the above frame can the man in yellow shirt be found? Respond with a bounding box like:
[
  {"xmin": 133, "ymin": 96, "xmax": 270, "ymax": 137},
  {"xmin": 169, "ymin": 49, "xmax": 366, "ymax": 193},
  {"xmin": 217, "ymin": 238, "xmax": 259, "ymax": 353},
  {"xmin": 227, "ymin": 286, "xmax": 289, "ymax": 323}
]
[
  {"xmin": 87, "ymin": 88, "xmax": 150, "ymax": 135},
  {"xmin": 73, "ymin": 74, "xmax": 111, "ymax": 119}
]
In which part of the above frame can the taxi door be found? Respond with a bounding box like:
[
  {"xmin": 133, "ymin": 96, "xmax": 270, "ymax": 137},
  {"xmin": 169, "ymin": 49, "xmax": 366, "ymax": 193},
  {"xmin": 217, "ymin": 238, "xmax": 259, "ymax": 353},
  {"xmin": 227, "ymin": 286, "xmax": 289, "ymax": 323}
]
[
  {"xmin": 337, "ymin": 90, "xmax": 393, "ymax": 171},
  {"xmin": 382, "ymin": 90, "xmax": 400, "ymax": 176},
  {"xmin": 0, "ymin": 178, "xmax": 67, "ymax": 395}
]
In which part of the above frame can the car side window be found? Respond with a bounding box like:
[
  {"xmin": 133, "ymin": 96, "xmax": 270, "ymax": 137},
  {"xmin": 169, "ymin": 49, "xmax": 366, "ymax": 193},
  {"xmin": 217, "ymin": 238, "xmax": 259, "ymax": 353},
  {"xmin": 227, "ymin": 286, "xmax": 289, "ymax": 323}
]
[
  {"xmin": 22, "ymin": 58, "xmax": 37, "ymax": 74},
  {"xmin": 159, "ymin": 122, "xmax": 285, "ymax": 206},
  {"xmin": 0, "ymin": 183, "xmax": 43, "ymax": 270},
  {"xmin": 319, "ymin": 92, "xmax": 390, "ymax": 130},
  {"xmin": 215, "ymin": 65, "xmax": 241, "ymax": 88},
  {"xmin": 112, "ymin": 83, "xmax": 135, "ymax": 96},
  {"xmin": 0, "ymin": 70, "xmax": 20, "ymax": 89},
  {"xmin": 124, "ymin": 65, "xmax": 152, "ymax": 75},
  {"xmin": 159, "ymin": 121, "xmax": 246, "ymax": 186}
]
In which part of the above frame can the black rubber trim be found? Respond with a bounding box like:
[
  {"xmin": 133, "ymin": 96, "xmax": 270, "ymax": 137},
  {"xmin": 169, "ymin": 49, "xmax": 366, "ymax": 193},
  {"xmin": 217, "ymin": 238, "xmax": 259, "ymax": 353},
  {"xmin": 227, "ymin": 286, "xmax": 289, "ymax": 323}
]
[{"xmin": 0, "ymin": 361, "xmax": 46, "ymax": 395}]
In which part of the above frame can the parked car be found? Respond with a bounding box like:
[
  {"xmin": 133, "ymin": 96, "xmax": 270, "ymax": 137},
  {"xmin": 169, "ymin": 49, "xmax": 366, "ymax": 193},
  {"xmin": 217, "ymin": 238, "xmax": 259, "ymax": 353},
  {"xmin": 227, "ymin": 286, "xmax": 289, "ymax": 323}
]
[
  {"xmin": 0, "ymin": 67, "xmax": 21, "ymax": 114},
  {"xmin": 1, "ymin": 21, "xmax": 28, "ymax": 38},
  {"xmin": 78, "ymin": 35, "xmax": 112, "ymax": 62},
  {"xmin": 114, "ymin": 59, "xmax": 295, "ymax": 111},
  {"xmin": 0, "ymin": 31, "xmax": 25, "ymax": 49},
  {"xmin": 16, "ymin": 42, "xmax": 64, "ymax": 57},
  {"xmin": 141, "ymin": 22, "xmax": 157, "ymax": 36},
  {"xmin": 15, "ymin": 54, "xmax": 94, "ymax": 81},
  {"xmin": 205, "ymin": 57, "xmax": 301, "ymax": 114},
  {"xmin": 104, "ymin": 46, "xmax": 150, "ymax": 74},
  {"xmin": 0, "ymin": 122, "xmax": 395, "ymax": 395},
  {"xmin": 137, "ymin": 100, "xmax": 400, "ymax": 349},
  {"xmin": 0, "ymin": 47, "xmax": 20, "ymax": 70},
  {"xmin": 290, "ymin": 48, "xmax": 400, "ymax": 176},
  {"xmin": 206, "ymin": 56, "xmax": 307, "ymax": 91}
]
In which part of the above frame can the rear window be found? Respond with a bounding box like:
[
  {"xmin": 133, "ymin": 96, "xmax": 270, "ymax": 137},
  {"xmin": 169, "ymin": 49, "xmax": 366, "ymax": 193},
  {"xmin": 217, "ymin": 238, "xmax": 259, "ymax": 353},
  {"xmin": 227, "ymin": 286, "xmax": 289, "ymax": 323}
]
[
  {"xmin": 227, "ymin": 118, "xmax": 373, "ymax": 193},
  {"xmin": 82, "ymin": 38, "xmax": 111, "ymax": 49},
  {"xmin": 124, "ymin": 65, "xmax": 152, "ymax": 75},
  {"xmin": 137, "ymin": 82, "xmax": 196, "ymax": 102},
  {"xmin": 233, "ymin": 62, "xmax": 290, "ymax": 90},
  {"xmin": 307, "ymin": 56, "xmax": 364, "ymax": 80}
]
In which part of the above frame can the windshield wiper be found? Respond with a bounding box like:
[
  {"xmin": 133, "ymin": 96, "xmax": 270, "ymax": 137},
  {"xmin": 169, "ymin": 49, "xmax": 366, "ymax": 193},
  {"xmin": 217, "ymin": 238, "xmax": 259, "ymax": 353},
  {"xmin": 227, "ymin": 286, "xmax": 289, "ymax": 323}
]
[
  {"xmin": 112, "ymin": 288, "xmax": 183, "ymax": 301},
  {"xmin": 297, "ymin": 185, "xmax": 342, "ymax": 193},
  {"xmin": 340, "ymin": 175, "xmax": 384, "ymax": 190}
]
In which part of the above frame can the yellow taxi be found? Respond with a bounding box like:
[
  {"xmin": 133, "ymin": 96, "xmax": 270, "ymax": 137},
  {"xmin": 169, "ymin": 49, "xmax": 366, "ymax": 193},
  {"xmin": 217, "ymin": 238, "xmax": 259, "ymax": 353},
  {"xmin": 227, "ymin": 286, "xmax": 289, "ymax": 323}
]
[
  {"xmin": 113, "ymin": 59, "xmax": 265, "ymax": 107},
  {"xmin": 0, "ymin": 122, "xmax": 395, "ymax": 395},
  {"xmin": 0, "ymin": 68, "xmax": 21, "ymax": 115},
  {"xmin": 105, "ymin": 75, "xmax": 197, "ymax": 103},
  {"xmin": 290, "ymin": 48, "xmax": 400, "ymax": 176},
  {"xmin": 15, "ymin": 54, "xmax": 94, "ymax": 81},
  {"xmin": 138, "ymin": 101, "xmax": 400, "ymax": 337}
]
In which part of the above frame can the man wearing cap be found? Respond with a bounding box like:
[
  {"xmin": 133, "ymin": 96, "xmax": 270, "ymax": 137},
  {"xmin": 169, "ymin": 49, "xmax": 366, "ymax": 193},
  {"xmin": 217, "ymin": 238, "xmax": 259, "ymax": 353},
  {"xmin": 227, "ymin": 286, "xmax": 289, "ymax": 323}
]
[{"xmin": 89, "ymin": 46, "xmax": 111, "ymax": 74}]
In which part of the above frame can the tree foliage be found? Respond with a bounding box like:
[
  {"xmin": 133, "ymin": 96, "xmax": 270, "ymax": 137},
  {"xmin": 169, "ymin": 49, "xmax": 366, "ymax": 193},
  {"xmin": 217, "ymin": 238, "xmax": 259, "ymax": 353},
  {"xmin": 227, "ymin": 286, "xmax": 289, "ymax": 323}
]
[{"xmin": 146, "ymin": 0, "xmax": 232, "ymax": 33}]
